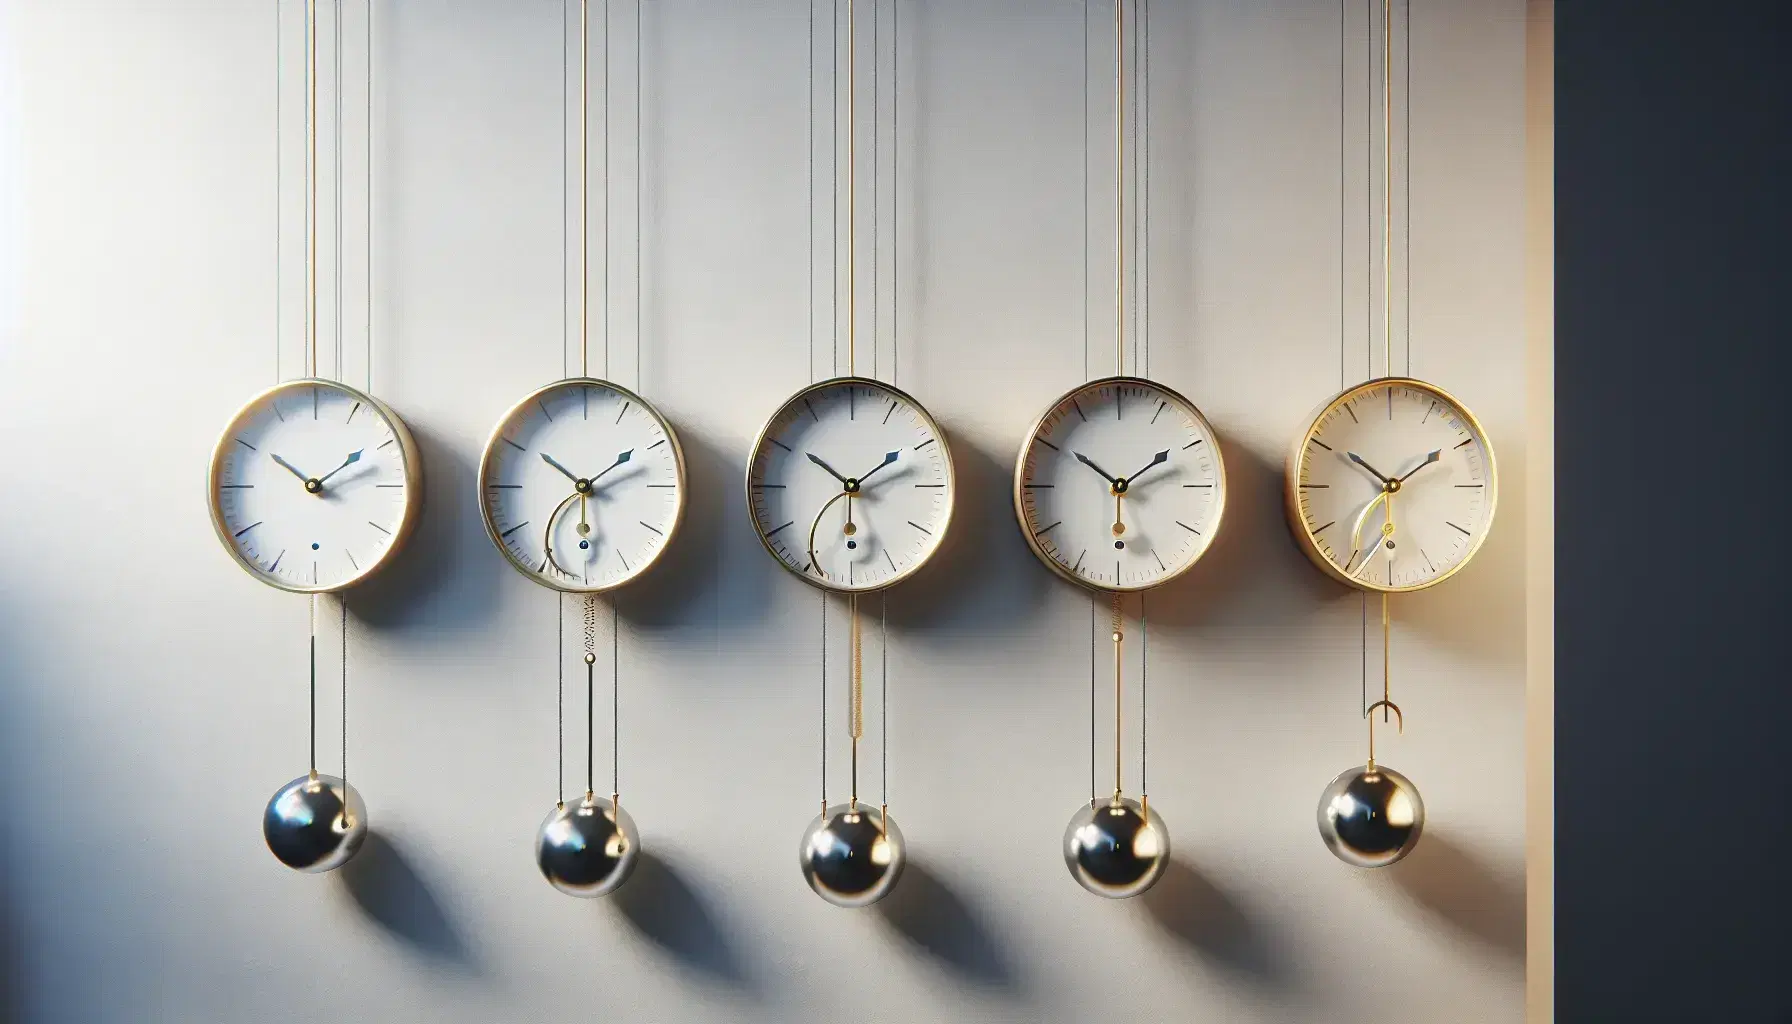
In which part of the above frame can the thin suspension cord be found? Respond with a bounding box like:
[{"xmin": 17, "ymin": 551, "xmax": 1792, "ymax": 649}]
[
  {"xmin": 366, "ymin": 0, "xmax": 374, "ymax": 392},
  {"xmin": 870, "ymin": 0, "xmax": 878, "ymax": 381},
  {"xmin": 305, "ymin": 0, "xmax": 318, "ymax": 379},
  {"xmin": 635, "ymin": 0, "xmax": 643, "ymax": 389},
  {"xmin": 275, "ymin": 0, "xmax": 283, "ymax": 384},
  {"xmin": 847, "ymin": 0, "xmax": 856, "ymax": 378},
  {"xmin": 333, "ymin": 0, "xmax": 343, "ymax": 381},
  {"xmin": 1082, "ymin": 1, "xmax": 1089, "ymax": 383},
  {"xmin": 602, "ymin": 0, "xmax": 611, "ymax": 379},
  {"xmin": 1139, "ymin": 0, "xmax": 1150, "ymax": 379},
  {"xmin": 1114, "ymin": 0, "xmax": 1124, "ymax": 378},
  {"xmin": 580, "ymin": 0, "xmax": 591, "ymax": 375},
  {"xmin": 891, "ymin": 0, "xmax": 899, "ymax": 386},
  {"xmin": 1380, "ymin": 0, "xmax": 1392, "ymax": 379},
  {"xmin": 557, "ymin": 594, "xmax": 565, "ymax": 806},
  {"xmin": 1403, "ymin": 0, "xmax": 1412, "ymax": 377},
  {"xmin": 807, "ymin": 0, "xmax": 814, "ymax": 381},
  {"xmin": 563, "ymin": 0, "xmax": 570, "ymax": 380}
]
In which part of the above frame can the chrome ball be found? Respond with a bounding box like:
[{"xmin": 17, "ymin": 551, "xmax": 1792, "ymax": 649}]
[
  {"xmin": 1063, "ymin": 796, "xmax": 1169, "ymax": 898},
  {"xmin": 799, "ymin": 803, "xmax": 905, "ymax": 908},
  {"xmin": 263, "ymin": 773, "xmax": 366, "ymax": 873},
  {"xmin": 536, "ymin": 795, "xmax": 639, "ymax": 898},
  {"xmin": 1317, "ymin": 764, "xmax": 1425, "ymax": 868}
]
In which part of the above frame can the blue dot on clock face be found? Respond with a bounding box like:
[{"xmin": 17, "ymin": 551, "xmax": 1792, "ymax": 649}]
[
  {"xmin": 579, "ymin": 540, "xmax": 590, "ymax": 550},
  {"xmin": 846, "ymin": 540, "xmax": 857, "ymax": 550},
  {"xmin": 311, "ymin": 542, "xmax": 320, "ymax": 550}
]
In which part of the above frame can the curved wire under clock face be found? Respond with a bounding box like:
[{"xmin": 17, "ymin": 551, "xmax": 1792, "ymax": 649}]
[
  {"xmin": 207, "ymin": 378, "xmax": 423, "ymax": 594},
  {"xmin": 1014, "ymin": 376, "xmax": 1227, "ymax": 593},
  {"xmin": 746, "ymin": 377, "xmax": 956, "ymax": 593},
  {"xmin": 1285, "ymin": 376, "xmax": 1498, "ymax": 593},
  {"xmin": 478, "ymin": 378, "xmax": 687, "ymax": 594}
]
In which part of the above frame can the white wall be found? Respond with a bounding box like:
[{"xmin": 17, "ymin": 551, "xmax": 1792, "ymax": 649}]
[{"xmin": 0, "ymin": 2, "xmax": 1531, "ymax": 1021}]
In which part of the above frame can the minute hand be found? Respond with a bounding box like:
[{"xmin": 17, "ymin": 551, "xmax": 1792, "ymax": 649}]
[
  {"xmin": 1122, "ymin": 450, "xmax": 1169, "ymax": 486},
  {"xmin": 1394, "ymin": 449, "xmax": 1442, "ymax": 484}
]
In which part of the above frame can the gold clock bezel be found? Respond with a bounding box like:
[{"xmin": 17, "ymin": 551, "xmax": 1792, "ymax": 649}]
[
  {"xmin": 745, "ymin": 375, "xmax": 957, "ymax": 594},
  {"xmin": 476, "ymin": 377, "xmax": 688, "ymax": 595},
  {"xmin": 1283, "ymin": 375, "xmax": 1499, "ymax": 594},
  {"xmin": 1012, "ymin": 375, "xmax": 1228, "ymax": 594},
  {"xmin": 207, "ymin": 377, "xmax": 425, "ymax": 595}
]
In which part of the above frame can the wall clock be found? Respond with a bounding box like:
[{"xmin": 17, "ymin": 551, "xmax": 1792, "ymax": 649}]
[
  {"xmin": 1299, "ymin": 0, "xmax": 1499, "ymax": 868},
  {"xmin": 758, "ymin": 0, "xmax": 945, "ymax": 908},
  {"xmin": 217, "ymin": 0, "xmax": 414, "ymax": 874},
  {"xmin": 499, "ymin": 0, "xmax": 674, "ymax": 899},
  {"xmin": 1016, "ymin": 0, "xmax": 1214, "ymax": 899}
]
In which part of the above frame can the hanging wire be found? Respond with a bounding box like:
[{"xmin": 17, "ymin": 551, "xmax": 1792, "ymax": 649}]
[
  {"xmin": 340, "ymin": 594, "xmax": 349, "ymax": 809},
  {"xmin": 306, "ymin": 0, "xmax": 318, "ymax": 379},
  {"xmin": 635, "ymin": 0, "xmax": 643, "ymax": 389},
  {"xmin": 1403, "ymin": 0, "xmax": 1412, "ymax": 377},
  {"xmin": 880, "ymin": 591, "xmax": 888, "ymax": 808},
  {"xmin": 366, "ymin": 0, "xmax": 374, "ymax": 392},
  {"xmin": 275, "ymin": 0, "xmax": 284, "ymax": 385},
  {"xmin": 819, "ymin": 589, "xmax": 828, "ymax": 813},
  {"xmin": 612, "ymin": 600, "xmax": 620, "ymax": 801},
  {"xmin": 333, "ymin": 0, "xmax": 343, "ymax": 382},
  {"xmin": 1088, "ymin": 594, "xmax": 1097, "ymax": 806},
  {"xmin": 308, "ymin": 595, "xmax": 318, "ymax": 774},
  {"xmin": 601, "ymin": 0, "xmax": 612, "ymax": 379},
  {"xmin": 1140, "ymin": 591, "xmax": 1147, "ymax": 797},
  {"xmin": 870, "ymin": 0, "xmax": 878, "ymax": 382}
]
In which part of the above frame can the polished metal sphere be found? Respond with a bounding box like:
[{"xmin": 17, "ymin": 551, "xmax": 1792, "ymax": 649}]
[
  {"xmin": 536, "ymin": 795, "xmax": 639, "ymax": 898},
  {"xmin": 799, "ymin": 802, "xmax": 905, "ymax": 908},
  {"xmin": 263, "ymin": 772, "xmax": 367, "ymax": 873},
  {"xmin": 1317, "ymin": 764, "xmax": 1425, "ymax": 868},
  {"xmin": 1063, "ymin": 796, "xmax": 1169, "ymax": 898}
]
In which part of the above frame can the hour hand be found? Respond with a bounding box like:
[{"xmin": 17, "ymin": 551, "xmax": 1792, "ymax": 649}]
[
  {"xmin": 269, "ymin": 453, "xmax": 310, "ymax": 483},
  {"xmin": 1072, "ymin": 452, "xmax": 1121, "ymax": 487},
  {"xmin": 806, "ymin": 453, "xmax": 849, "ymax": 486},
  {"xmin": 540, "ymin": 452, "xmax": 580, "ymax": 483},
  {"xmin": 1346, "ymin": 451, "xmax": 1393, "ymax": 486}
]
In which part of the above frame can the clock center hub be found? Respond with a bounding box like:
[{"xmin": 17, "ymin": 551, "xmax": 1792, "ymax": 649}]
[
  {"xmin": 844, "ymin": 478, "xmax": 861, "ymax": 494},
  {"xmin": 575, "ymin": 478, "xmax": 594, "ymax": 495},
  {"xmin": 304, "ymin": 478, "xmax": 323, "ymax": 495}
]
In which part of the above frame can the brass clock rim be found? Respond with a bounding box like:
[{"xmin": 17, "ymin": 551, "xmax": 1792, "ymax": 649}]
[
  {"xmin": 1011, "ymin": 374, "xmax": 1229, "ymax": 595},
  {"xmin": 207, "ymin": 377, "xmax": 425, "ymax": 595},
  {"xmin": 744, "ymin": 375, "xmax": 957, "ymax": 594},
  {"xmin": 1283, "ymin": 375, "xmax": 1500, "ymax": 594},
  {"xmin": 476, "ymin": 377, "xmax": 689, "ymax": 595}
]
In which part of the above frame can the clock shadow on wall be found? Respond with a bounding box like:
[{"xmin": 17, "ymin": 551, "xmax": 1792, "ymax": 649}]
[{"xmin": 335, "ymin": 831, "xmax": 478, "ymax": 971}]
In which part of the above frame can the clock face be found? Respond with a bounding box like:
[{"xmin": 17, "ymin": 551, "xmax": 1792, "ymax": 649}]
[
  {"xmin": 747, "ymin": 377, "xmax": 955, "ymax": 592},
  {"xmin": 477, "ymin": 379, "xmax": 685, "ymax": 593},
  {"xmin": 208, "ymin": 379, "xmax": 422, "ymax": 593},
  {"xmin": 1286, "ymin": 377, "xmax": 1498, "ymax": 592},
  {"xmin": 1014, "ymin": 376, "xmax": 1226, "ymax": 592}
]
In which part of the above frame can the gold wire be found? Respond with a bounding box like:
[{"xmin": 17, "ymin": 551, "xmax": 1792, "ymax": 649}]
[
  {"xmin": 847, "ymin": 0, "xmax": 856, "ymax": 378},
  {"xmin": 1381, "ymin": 0, "xmax": 1392, "ymax": 379},
  {"xmin": 1114, "ymin": 0, "xmax": 1125, "ymax": 378},
  {"xmin": 849, "ymin": 592, "xmax": 863, "ymax": 808}
]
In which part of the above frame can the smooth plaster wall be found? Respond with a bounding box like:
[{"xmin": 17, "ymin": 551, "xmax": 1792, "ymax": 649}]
[{"xmin": 0, "ymin": 2, "xmax": 1531, "ymax": 1021}]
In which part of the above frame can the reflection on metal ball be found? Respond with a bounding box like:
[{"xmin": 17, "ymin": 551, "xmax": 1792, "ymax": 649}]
[
  {"xmin": 799, "ymin": 802, "xmax": 905, "ymax": 908},
  {"xmin": 537, "ymin": 795, "xmax": 639, "ymax": 898},
  {"xmin": 1063, "ymin": 796, "xmax": 1169, "ymax": 898},
  {"xmin": 263, "ymin": 772, "xmax": 367, "ymax": 873},
  {"xmin": 1317, "ymin": 764, "xmax": 1425, "ymax": 868}
]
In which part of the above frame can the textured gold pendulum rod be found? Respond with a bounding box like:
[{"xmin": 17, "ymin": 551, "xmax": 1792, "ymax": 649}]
[
  {"xmin": 583, "ymin": 594, "xmax": 598, "ymax": 802},
  {"xmin": 1114, "ymin": 0, "xmax": 1125, "ymax": 378},
  {"xmin": 849, "ymin": 593, "xmax": 863, "ymax": 811},
  {"xmin": 1112, "ymin": 591, "xmax": 1123, "ymax": 801}
]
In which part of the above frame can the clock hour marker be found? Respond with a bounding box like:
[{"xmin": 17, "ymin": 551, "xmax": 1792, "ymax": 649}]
[
  {"xmin": 1455, "ymin": 437, "xmax": 1474, "ymax": 448},
  {"xmin": 234, "ymin": 521, "xmax": 263, "ymax": 538},
  {"xmin": 1447, "ymin": 521, "xmax": 1472, "ymax": 536},
  {"xmin": 376, "ymin": 484, "xmax": 404, "ymax": 488},
  {"xmin": 915, "ymin": 483, "xmax": 944, "ymax": 487},
  {"xmin": 639, "ymin": 520, "xmax": 663, "ymax": 535},
  {"xmin": 269, "ymin": 550, "xmax": 285, "ymax": 572},
  {"xmin": 751, "ymin": 483, "xmax": 786, "ymax": 489},
  {"xmin": 647, "ymin": 438, "xmax": 665, "ymax": 449},
  {"xmin": 615, "ymin": 401, "xmax": 631, "ymax": 424},
  {"xmin": 1072, "ymin": 400, "xmax": 1087, "ymax": 421},
  {"xmin": 908, "ymin": 520, "xmax": 931, "ymax": 535},
  {"xmin": 618, "ymin": 550, "xmax": 631, "ymax": 571},
  {"xmin": 377, "ymin": 438, "xmax": 395, "ymax": 449},
  {"xmin": 1422, "ymin": 402, "xmax": 1437, "ymax": 424},
  {"xmin": 500, "ymin": 521, "xmax": 531, "ymax": 538},
  {"xmin": 883, "ymin": 400, "xmax": 898, "ymax": 424},
  {"xmin": 1455, "ymin": 484, "xmax": 1483, "ymax": 488},
  {"xmin": 1300, "ymin": 483, "xmax": 1329, "ymax": 488},
  {"xmin": 770, "ymin": 438, "xmax": 792, "ymax": 452},
  {"xmin": 1023, "ymin": 483, "xmax": 1054, "ymax": 488},
  {"xmin": 312, "ymin": 388, "xmax": 319, "ymax": 419},
  {"xmin": 502, "ymin": 437, "xmax": 526, "ymax": 452},
  {"xmin": 367, "ymin": 521, "xmax": 391, "ymax": 535},
  {"xmin": 803, "ymin": 398, "xmax": 819, "ymax": 421},
  {"xmin": 1183, "ymin": 439, "xmax": 1202, "ymax": 449},
  {"xmin": 346, "ymin": 550, "xmax": 359, "ymax": 570},
  {"xmin": 1151, "ymin": 549, "xmax": 1165, "ymax": 571},
  {"xmin": 914, "ymin": 439, "xmax": 934, "ymax": 451},
  {"xmin": 220, "ymin": 484, "xmax": 254, "ymax": 489},
  {"xmin": 1310, "ymin": 438, "xmax": 1333, "ymax": 451},
  {"xmin": 1314, "ymin": 521, "xmax": 1336, "ymax": 533},
  {"xmin": 235, "ymin": 438, "xmax": 257, "ymax": 451},
  {"xmin": 1183, "ymin": 484, "xmax": 1212, "ymax": 487},
  {"xmin": 347, "ymin": 401, "xmax": 360, "ymax": 422},
  {"xmin": 1344, "ymin": 405, "xmax": 1359, "ymax": 424},
  {"xmin": 1151, "ymin": 401, "xmax": 1166, "ymax": 424},
  {"xmin": 1038, "ymin": 521, "xmax": 1062, "ymax": 534},
  {"xmin": 1037, "ymin": 438, "xmax": 1060, "ymax": 452},
  {"xmin": 1073, "ymin": 549, "xmax": 1086, "ymax": 572},
  {"xmin": 766, "ymin": 521, "xmax": 794, "ymax": 537},
  {"xmin": 488, "ymin": 483, "xmax": 522, "ymax": 489},
  {"xmin": 646, "ymin": 483, "xmax": 677, "ymax": 488},
  {"xmin": 271, "ymin": 404, "xmax": 285, "ymax": 423},
  {"xmin": 1176, "ymin": 521, "xmax": 1199, "ymax": 534},
  {"xmin": 885, "ymin": 550, "xmax": 898, "ymax": 572}
]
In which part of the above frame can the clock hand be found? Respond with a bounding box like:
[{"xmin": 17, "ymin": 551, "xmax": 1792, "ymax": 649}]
[
  {"xmin": 541, "ymin": 452, "xmax": 581, "ymax": 484},
  {"xmin": 1113, "ymin": 490, "xmax": 1125, "ymax": 539},
  {"xmin": 315, "ymin": 449, "xmax": 363, "ymax": 486},
  {"xmin": 269, "ymin": 453, "xmax": 311, "ymax": 484},
  {"xmin": 1346, "ymin": 451, "xmax": 1394, "ymax": 487},
  {"xmin": 1121, "ymin": 450, "xmax": 1170, "ymax": 486},
  {"xmin": 1394, "ymin": 449, "xmax": 1443, "ymax": 484},
  {"xmin": 1072, "ymin": 451, "xmax": 1122, "ymax": 488},
  {"xmin": 587, "ymin": 450, "xmax": 633, "ymax": 486},
  {"xmin": 1356, "ymin": 493, "xmax": 1398, "ymax": 583},
  {"xmin": 854, "ymin": 451, "xmax": 901, "ymax": 487},
  {"xmin": 805, "ymin": 453, "xmax": 850, "ymax": 487}
]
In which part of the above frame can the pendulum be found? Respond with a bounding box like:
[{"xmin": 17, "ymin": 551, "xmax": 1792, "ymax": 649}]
[
  {"xmin": 1062, "ymin": 595, "xmax": 1168, "ymax": 898},
  {"xmin": 537, "ymin": 792, "xmax": 639, "ymax": 898},
  {"xmin": 1316, "ymin": 594, "xmax": 1425, "ymax": 867},
  {"xmin": 799, "ymin": 594, "xmax": 907, "ymax": 907},
  {"xmin": 264, "ymin": 771, "xmax": 367, "ymax": 873}
]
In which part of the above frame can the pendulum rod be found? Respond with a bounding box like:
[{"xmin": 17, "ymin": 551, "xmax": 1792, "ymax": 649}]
[
  {"xmin": 819, "ymin": 590, "xmax": 828, "ymax": 817},
  {"xmin": 880, "ymin": 591, "xmax": 888, "ymax": 830},
  {"xmin": 849, "ymin": 593, "xmax": 863, "ymax": 810},
  {"xmin": 308, "ymin": 594, "xmax": 318, "ymax": 778},
  {"xmin": 1111, "ymin": 591, "xmax": 1123, "ymax": 801},
  {"xmin": 340, "ymin": 594, "xmax": 351, "ymax": 826},
  {"xmin": 1139, "ymin": 590, "xmax": 1148, "ymax": 821},
  {"xmin": 583, "ymin": 594, "xmax": 598, "ymax": 800},
  {"xmin": 612, "ymin": 600, "xmax": 620, "ymax": 807},
  {"xmin": 557, "ymin": 594, "xmax": 565, "ymax": 808}
]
